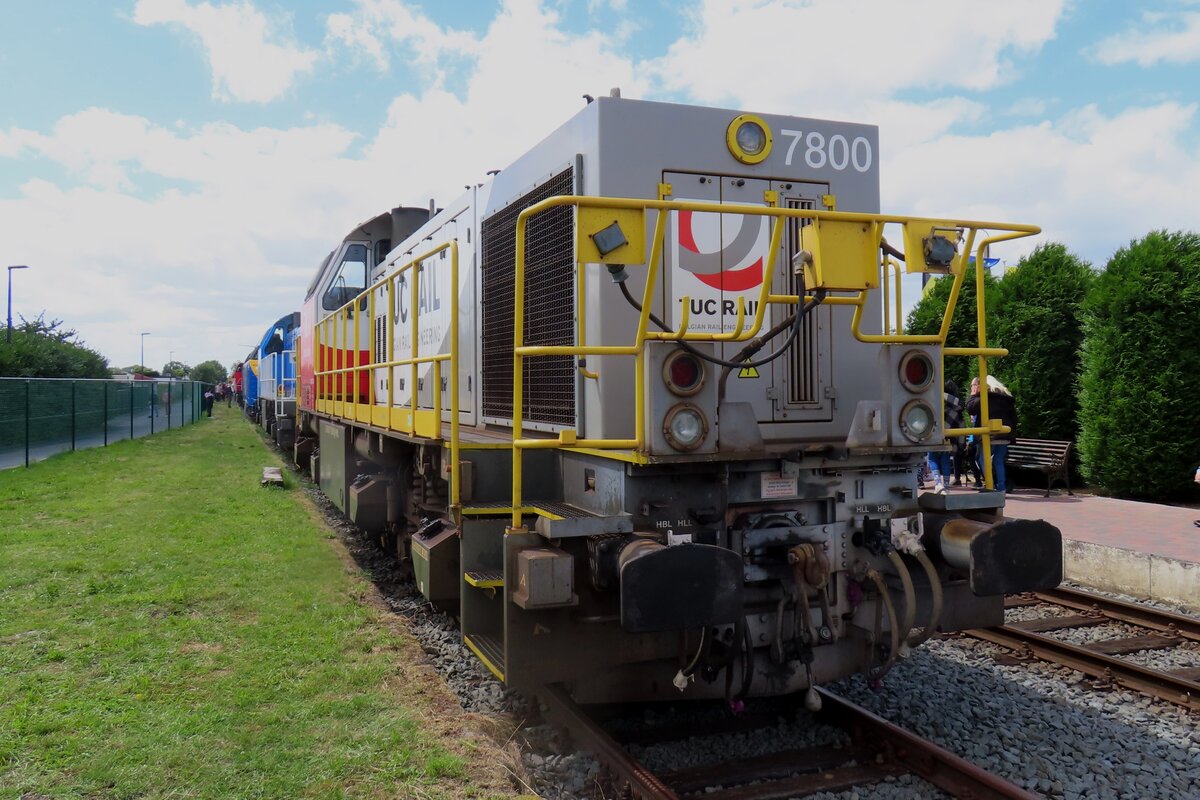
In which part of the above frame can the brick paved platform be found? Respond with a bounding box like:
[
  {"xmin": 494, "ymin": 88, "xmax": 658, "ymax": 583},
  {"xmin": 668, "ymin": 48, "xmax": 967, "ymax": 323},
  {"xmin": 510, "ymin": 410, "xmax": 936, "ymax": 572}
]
[
  {"xmin": 1001, "ymin": 490, "xmax": 1199, "ymax": 563},
  {"xmin": 947, "ymin": 486, "xmax": 1200, "ymax": 610}
]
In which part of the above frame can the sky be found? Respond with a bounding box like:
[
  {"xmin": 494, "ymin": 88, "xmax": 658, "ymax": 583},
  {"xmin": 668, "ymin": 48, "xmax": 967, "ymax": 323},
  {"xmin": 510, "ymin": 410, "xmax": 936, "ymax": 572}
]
[{"xmin": 1, "ymin": 0, "xmax": 1198, "ymax": 372}]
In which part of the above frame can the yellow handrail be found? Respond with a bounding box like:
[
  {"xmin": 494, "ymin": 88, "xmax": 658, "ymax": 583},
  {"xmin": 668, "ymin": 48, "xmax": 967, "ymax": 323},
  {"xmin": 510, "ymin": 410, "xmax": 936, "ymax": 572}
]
[
  {"xmin": 509, "ymin": 196, "xmax": 1039, "ymax": 525},
  {"xmin": 314, "ymin": 241, "xmax": 462, "ymax": 516}
]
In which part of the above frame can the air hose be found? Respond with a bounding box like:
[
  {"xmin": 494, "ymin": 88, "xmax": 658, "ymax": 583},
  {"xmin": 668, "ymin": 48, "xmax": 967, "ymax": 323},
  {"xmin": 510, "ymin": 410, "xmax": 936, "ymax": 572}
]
[
  {"xmin": 865, "ymin": 567, "xmax": 901, "ymax": 680},
  {"xmin": 905, "ymin": 549, "xmax": 944, "ymax": 648},
  {"xmin": 886, "ymin": 550, "xmax": 917, "ymax": 651}
]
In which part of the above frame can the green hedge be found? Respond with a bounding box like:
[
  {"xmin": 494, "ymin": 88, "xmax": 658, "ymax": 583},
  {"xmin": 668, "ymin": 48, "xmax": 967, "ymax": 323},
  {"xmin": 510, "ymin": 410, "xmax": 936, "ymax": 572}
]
[
  {"xmin": 990, "ymin": 244, "xmax": 1094, "ymax": 442},
  {"xmin": 1078, "ymin": 231, "xmax": 1200, "ymax": 500}
]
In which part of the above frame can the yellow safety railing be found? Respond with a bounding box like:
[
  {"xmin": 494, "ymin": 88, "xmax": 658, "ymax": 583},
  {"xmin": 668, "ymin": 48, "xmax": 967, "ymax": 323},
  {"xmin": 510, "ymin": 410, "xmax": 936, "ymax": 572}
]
[
  {"xmin": 315, "ymin": 241, "xmax": 462, "ymax": 514},
  {"xmin": 509, "ymin": 196, "xmax": 1039, "ymax": 527},
  {"xmin": 881, "ymin": 258, "xmax": 903, "ymax": 336}
]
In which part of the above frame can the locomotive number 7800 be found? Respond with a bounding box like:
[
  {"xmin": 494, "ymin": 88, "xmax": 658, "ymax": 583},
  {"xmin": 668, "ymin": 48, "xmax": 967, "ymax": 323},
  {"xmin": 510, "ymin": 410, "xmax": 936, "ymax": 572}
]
[{"xmin": 780, "ymin": 128, "xmax": 872, "ymax": 173}]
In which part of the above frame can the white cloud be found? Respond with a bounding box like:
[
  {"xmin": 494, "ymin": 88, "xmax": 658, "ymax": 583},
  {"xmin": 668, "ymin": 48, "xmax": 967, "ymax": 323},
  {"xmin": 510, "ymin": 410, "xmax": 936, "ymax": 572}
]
[
  {"xmin": 324, "ymin": 0, "xmax": 478, "ymax": 73},
  {"xmin": 1086, "ymin": 10, "xmax": 1200, "ymax": 66},
  {"xmin": 133, "ymin": 0, "xmax": 318, "ymax": 103},
  {"xmin": 884, "ymin": 102, "xmax": 1200, "ymax": 266},
  {"xmin": 648, "ymin": 0, "xmax": 1065, "ymax": 115},
  {"xmin": 358, "ymin": 0, "xmax": 655, "ymax": 196},
  {"xmin": 0, "ymin": 112, "xmax": 377, "ymax": 366}
]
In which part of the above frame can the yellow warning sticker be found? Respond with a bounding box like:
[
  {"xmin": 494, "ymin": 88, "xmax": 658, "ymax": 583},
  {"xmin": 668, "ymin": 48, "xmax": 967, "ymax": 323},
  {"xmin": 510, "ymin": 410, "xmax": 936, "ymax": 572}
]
[{"xmin": 738, "ymin": 362, "xmax": 759, "ymax": 379}]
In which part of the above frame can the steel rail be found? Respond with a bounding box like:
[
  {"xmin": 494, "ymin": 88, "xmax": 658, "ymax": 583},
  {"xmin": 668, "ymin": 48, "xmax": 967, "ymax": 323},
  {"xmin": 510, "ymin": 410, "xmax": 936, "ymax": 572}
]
[
  {"xmin": 966, "ymin": 625, "xmax": 1200, "ymax": 711},
  {"xmin": 538, "ymin": 683, "xmax": 679, "ymax": 800},
  {"xmin": 1033, "ymin": 587, "xmax": 1200, "ymax": 642},
  {"xmin": 540, "ymin": 683, "xmax": 1034, "ymax": 799},
  {"xmin": 814, "ymin": 689, "xmax": 1039, "ymax": 800}
]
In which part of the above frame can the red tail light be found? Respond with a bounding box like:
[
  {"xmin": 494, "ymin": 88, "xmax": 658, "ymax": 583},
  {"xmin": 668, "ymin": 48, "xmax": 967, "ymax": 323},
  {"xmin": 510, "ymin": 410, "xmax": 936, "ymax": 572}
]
[
  {"xmin": 898, "ymin": 351, "xmax": 934, "ymax": 393},
  {"xmin": 663, "ymin": 350, "xmax": 705, "ymax": 396}
]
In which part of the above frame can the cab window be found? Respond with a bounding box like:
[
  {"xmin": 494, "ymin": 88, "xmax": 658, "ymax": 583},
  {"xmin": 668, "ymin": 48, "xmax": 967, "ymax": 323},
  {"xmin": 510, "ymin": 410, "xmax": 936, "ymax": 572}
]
[{"xmin": 322, "ymin": 244, "xmax": 368, "ymax": 310}]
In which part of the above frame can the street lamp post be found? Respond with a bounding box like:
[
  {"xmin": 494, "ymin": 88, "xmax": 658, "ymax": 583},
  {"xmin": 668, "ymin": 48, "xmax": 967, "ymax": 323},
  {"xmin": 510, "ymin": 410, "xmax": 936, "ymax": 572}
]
[
  {"xmin": 6, "ymin": 265, "xmax": 30, "ymax": 344},
  {"xmin": 140, "ymin": 331, "xmax": 151, "ymax": 370}
]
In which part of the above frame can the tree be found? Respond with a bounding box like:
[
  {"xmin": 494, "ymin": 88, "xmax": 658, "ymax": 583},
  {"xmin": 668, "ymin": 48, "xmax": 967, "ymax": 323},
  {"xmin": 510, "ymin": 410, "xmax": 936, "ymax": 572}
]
[
  {"xmin": 0, "ymin": 315, "xmax": 110, "ymax": 378},
  {"xmin": 1078, "ymin": 230, "xmax": 1200, "ymax": 500},
  {"xmin": 904, "ymin": 265, "xmax": 1000, "ymax": 392},
  {"xmin": 990, "ymin": 244, "xmax": 1095, "ymax": 442},
  {"xmin": 191, "ymin": 360, "xmax": 227, "ymax": 385},
  {"xmin": 162, "ymin": 360, "xmax": 191, "ymax": 379}
]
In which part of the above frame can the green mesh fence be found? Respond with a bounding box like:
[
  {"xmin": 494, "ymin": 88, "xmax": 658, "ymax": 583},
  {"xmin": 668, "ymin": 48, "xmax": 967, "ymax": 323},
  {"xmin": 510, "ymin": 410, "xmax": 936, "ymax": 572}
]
[{"xmin": 0, "ymin": 378, "xmax": 205, "ymax": 469}]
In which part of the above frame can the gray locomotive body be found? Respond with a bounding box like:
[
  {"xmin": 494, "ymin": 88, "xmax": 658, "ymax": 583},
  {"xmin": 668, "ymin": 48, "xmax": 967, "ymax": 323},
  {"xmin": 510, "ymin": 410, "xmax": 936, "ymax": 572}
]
[{"xmin": 295, "ymin": 97, "xmax": 1062, "ymax": 702}]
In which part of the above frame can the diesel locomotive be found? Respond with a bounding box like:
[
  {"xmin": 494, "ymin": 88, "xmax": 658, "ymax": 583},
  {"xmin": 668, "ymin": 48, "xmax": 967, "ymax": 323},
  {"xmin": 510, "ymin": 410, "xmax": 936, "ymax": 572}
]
[{"xmin": 269, "ymin": 96, "xmax": 1062, "ymax": 703}]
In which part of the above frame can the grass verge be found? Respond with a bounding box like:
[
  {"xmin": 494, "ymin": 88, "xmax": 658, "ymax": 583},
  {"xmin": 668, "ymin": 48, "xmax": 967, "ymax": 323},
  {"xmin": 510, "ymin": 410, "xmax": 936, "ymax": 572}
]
[{"xmin": 0, "ymin": 404, "xmax": 516, "ymax": 799}]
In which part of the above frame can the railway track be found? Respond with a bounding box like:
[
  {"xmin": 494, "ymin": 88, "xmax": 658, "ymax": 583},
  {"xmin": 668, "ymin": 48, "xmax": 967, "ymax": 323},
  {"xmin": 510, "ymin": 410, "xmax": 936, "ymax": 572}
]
[
  {"xmin": 966, "ymin": 586, "xmax": 1200, "ymax": 711},
  {"xmin": 538, "ymin": 683, "xmax": 1036, "ymax": 799}
]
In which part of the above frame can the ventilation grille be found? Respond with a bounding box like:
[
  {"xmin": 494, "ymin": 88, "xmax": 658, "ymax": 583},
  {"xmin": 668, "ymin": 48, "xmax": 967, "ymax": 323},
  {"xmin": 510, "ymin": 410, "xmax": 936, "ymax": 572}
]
[
  {"xmin": 481, "ymin": 168, "xmax": 576, "ymax": 427},
  {"xmin": 786, "ymin": 198, "xmax": 821, "ymax": 405},
  {"xmin": 374, "ymin": 314, "xmax": 387, "ymax": 364}
]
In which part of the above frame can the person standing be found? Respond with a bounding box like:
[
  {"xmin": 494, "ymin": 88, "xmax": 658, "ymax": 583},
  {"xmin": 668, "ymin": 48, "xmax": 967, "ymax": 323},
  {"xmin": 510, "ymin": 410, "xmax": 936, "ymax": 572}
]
[
  {"xmin": 233, "ymin": 365, "xmax": 244, "ymax": 408},
  {"xmin": 928, "ymin": 379, "xmax": 964, "ymax": 493},
  {"xmin": 966, "ymin": 375, "xmax": 1018, "ymax": 492},
  {"xmin": 202, "ymin": 386, "xmax": 215, "ymax": 418}
]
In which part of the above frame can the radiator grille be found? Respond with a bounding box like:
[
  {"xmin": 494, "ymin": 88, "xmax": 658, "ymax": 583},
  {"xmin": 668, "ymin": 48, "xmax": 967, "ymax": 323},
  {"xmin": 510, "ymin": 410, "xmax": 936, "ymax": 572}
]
[
  {"xmin": 481, "ymin": 168, "xmax": 576, "ymax": 426},
  {"xmin": 786, "ymin": 198, "xmax": 821, "ymax": 405}
]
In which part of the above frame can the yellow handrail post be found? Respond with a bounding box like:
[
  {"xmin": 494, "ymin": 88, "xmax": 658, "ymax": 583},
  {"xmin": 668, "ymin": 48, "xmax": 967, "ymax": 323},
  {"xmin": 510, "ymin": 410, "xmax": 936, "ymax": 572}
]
[
  {"xmin": 368, "ymin": 286, "xmax": 376, "ymax": 407},
  {"xmin": 882, "ymin": 258, "xmax": 891, "ymax": 335},
  {"xmin": 449, "ymin": 242, "xmax": 460, "ymax": 519},
  {"xmin": 353, "ymin": 299, "xmax": 361, "ymax": 419},
  {"xmin": 512, "ymin": 216, "xmax": 529, "ymax": 529},
  {"xmin": 387, "ymin": 274, "xmax": 395, "ymax": 414},
  {"xmin": 976, "ymin": 242, "xmax": 993, "ymax": 490},
  {"xmin": 341, "ymin": 308, "xmax": 348, "ymax": 406},
  {"xmin": 891, "ymin": 259, "xmax": 902, "ymax": 335},
  {"xmin": 410, "ymin": 260, "xmax": 419, "ymax": 432}
]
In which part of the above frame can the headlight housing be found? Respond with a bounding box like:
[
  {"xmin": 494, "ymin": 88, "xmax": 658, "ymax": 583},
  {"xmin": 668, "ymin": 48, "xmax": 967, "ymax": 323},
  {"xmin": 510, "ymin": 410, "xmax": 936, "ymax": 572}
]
[
  {"xmin": 663, "ymin": 403, "xmax": 708, "ymax": 451},
  {"xmin": 898, "ymin": 350, "xmax": 934, "ymax": 393},
  {"xmin": 726, "ymin": 114, "xmax": 772, "ymax": 165},
  {"xmin": 899, "ymin": 400, "xmax": 936, "ymax": 443},
  {"xmin": 662, "ymin": 349, "xmax": 705, "ymax": 397}
]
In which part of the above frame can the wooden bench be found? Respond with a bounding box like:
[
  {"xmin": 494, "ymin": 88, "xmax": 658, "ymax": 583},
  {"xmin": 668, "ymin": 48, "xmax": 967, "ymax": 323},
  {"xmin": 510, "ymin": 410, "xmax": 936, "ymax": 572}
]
[{"xmin": 1005, "ymin": 439, "xmax": 1073, "ymax": 497}]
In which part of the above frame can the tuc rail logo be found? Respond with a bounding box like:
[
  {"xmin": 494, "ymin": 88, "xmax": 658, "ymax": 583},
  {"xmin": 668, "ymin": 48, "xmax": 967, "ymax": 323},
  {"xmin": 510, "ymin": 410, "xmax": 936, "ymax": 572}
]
[{"xmin": 672, "ymin": 207, "xmax": 769, "ymax": 333}]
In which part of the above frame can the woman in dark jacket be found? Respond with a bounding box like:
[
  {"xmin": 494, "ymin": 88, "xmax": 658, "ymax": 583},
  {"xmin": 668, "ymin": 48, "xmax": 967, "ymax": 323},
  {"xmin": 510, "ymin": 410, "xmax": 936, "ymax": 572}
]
[{"xmin": 966, "ymin": 375, "xmax": 1018, "ymax": 491}]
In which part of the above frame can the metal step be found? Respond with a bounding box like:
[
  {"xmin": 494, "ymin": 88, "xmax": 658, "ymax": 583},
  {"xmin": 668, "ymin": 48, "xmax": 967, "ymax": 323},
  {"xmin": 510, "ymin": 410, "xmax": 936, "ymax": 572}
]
[
  {"xmin": 463, "ymin": 633, "xmax": 505, "ymax": 682},
  {"xmin": 464, "ymin": 569, "xmax": 504, "ymax": 588},
  {"xmin": 461, "ymin": 500, "xmax": 632, "ymax": 538},
  {"xmin": 532, "ymin": 502, "xmax": 632, "ymax": 538}
]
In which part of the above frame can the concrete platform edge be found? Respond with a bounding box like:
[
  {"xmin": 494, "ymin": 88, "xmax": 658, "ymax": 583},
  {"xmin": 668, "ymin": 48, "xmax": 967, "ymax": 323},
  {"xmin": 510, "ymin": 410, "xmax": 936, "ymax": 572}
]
[{"xmin": 1063, "ymin": 539, "xmax": 1200, "ymax": 612}]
